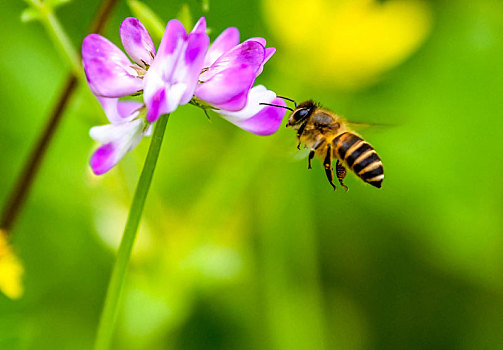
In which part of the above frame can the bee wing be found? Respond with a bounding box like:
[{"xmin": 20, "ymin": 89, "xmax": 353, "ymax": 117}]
[
  {"xmin": 345, "ymin": 120, "xmax": 396, "ymax": 132},
  {"xmin": 290, "ymin": 147, "xmax": 310, "ymax": 161}
]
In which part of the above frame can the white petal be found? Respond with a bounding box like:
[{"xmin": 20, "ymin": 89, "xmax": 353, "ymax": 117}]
[
  {"xmin": 214, "ymin": 85, "xmax": 275, "ymax": 119},
  {"xmin": 89, "ymin": 119, "xmax": 144, "ymax": 144}
]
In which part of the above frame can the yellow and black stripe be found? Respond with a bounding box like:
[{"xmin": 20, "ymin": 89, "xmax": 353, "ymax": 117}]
[{"xmin": 332, "ymin": 132, "xmax": 384, "ymax": 188}]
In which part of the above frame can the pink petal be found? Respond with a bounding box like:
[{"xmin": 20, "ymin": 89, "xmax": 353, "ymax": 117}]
[
  {"xmin": 84, "ymin": 57, "xmax": 143, "ymax": 97},
  {"xmin": 117, "ymin": 101, "xmax": 143, "ymax": 120},
  {"xmin": 143, "ymin": 20, "xmax": 187, "ymax": 118},
  {"xmin": 82, "ymin": 34, "xmax": 130, "ymax": 64},
  {"xmin": 120, "ymin": 17, "xmax": 156, "ymax": 68},
  {"xmin": 82, "ymin": 34, "xmax": 143, "ymax": 97},
  {"xmin": 97, "ymin": 97, "xmax": 142, "ymax": 123},
  {"xmin": 203, "ymin": 27, "xmax": 240, "ymax": 67},
  {"xmin": 256, "ymin": 47, "xmax": 276, "ymax": 76},
  {"xmin": 246, "ymin": 37, "xmax": 266, "ymax": 47},
  {"xmin": 89, "ymin": 119, "xmax": 145, "ymax": 174},
  {"xmin": 195, "ymin": 65, "xmax": 257, "ymax": 111},
  {"xmin": 155, "ymin": 19, "xmax": 188, "ymax": 78},
  {"xmin": 176, "ymin": 32, "xmax": 210, "ymax": 104},
  {"xmin": 204, "ymin": 40, "xmax": 265, "ymax": 79},
  {"xmin": 191, "ymin": 17, "xmax": 207, "ymax": 34},
  {"xmin": 146, "ymin": 88, "xmax": 166, "ymax": 122},
  {"xmin": 90, "ymin": 143, "xmax": 118, "ymax": 175},
  {"xmin": 224, "ymin": 97, "xmax": 286, "ymax": 136},
  {"xmin": 144, "ymin": 19, "xmax": 209, "ymax": 117}
]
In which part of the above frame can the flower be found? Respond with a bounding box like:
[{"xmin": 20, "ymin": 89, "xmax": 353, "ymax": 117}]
[
  {"xmin": 83, "ymin": 17, "xmax": 210, "ymax": 174},
  {"xmin": 194, "ymin": 27, "xmax": 285, "ymax": 135},
  {"xmin": 82, "ymin": 17, "xmax": 155, "ymax": 98},
  {"xmin": 83, "ymin": 16, "xmax": 286, "ymax": 174},
  {"xmin": 143, "ymin": 17, "xmax": 210, "ymax": 122},
  {"xmin": 89, "ymin": 97, "xmax": 150, "ymax": 175},
  {"xmin": 195, "ymin": 27, "xmax": 276, "ymax": 111},
  {"xmin": 0, "ymin": 230, "xmax": 23, "ymax": 299},
  {"xmin": 213, "ymin": 85, "xmax": 287, "ymax": 136}
]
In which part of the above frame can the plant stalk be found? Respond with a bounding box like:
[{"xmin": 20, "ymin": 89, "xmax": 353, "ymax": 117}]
[{"xmin": 94, "ymin": 114, "xmax": 169, "ymax": 350}]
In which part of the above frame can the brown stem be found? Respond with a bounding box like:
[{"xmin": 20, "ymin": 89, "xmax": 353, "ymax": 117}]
[{"xmin": 0, "ymin": 0, "xmax": 120, "ymax": 234}]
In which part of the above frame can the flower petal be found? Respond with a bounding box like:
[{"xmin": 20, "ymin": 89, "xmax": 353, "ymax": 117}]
[
  {"xmin": 120, "ymin": 17, "xmax": 155, "ymax": 68},
  {"xmin": 256, "ymin": 47, "xmax": 276, "ymax": 76},
  {"xmin": 89, "ymin": 119, "xmax": 145, "ymax": 175},
  {"xmin": 82, "ymin": 34, "xmax": 131, "ymax": 64},
  {"xmin": 90, "ymin": 143, "xmax": 120, "ymax": 175},
  {"xmin": 191, "ymin": 17, "xmax": 207, "ymax": 34},
  {"xmin": 89, "ymin": 118, "xmax": 144, "ymax": 144},
  {"xmin": 144, "ymin": 19, "xmax": 188, "ymax": 118},
  {"xmin": 220, "ymin": 98, "xmax": 286, "ymax": 136},
  {"xmin": 246, "ymin": 37, "xmax": 266, "ymax": 47},
  {"xmin": 150, "ymin": 19, "xmax": 188, "ymax": 82},
  {"xmin": 174, "ymin": 32, "xmax": 210, "ymax": 104},
  {"xmin": 195, "ymin": 65, "xmax": 257, "ymax": 111},
  {"xmin": 203, "ymin": 27, "xmax": 240, "ymax": 67},
  {"xmin": 82, "ymin": 34, "xmax": 142, "ymax": 97},
  {"xmin": 144, "ymin": 19, "xmax": 209, "ymax": 117},
  {"xmin": 97, "ymin": 97, "xmax": 142, "ymax": 123},
  {"xmin": 165, "ymin": 83, "xmax": 188, "ymax": 113},
  {"xmin": 215, "ymin": 85, "xmax": 287, "ymax": 135},
  {"xmin": 202, "ymin": 40, "xmax": 265, "ymax": 80},
  {"xmin": 117, "ymin": 100, "xmax": 143, "ymax": 120},
  {"xmin": 145, "ymin": 87, "xmax": 166, "ymax": 122}
]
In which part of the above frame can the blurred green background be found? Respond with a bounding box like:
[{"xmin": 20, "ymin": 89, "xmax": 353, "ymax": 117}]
[{"xmin": 1, "ymin": 0, "xmax": 503, "ymax": 348}]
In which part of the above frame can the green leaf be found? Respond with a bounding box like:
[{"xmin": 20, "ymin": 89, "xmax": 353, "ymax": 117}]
[
  {"xmin": 20, "ymin": 7, "xmax": 41, "ymax": 23},
  {"xmin": 127, "ymin": 0, "xmax": 165, "ymax": 42}
]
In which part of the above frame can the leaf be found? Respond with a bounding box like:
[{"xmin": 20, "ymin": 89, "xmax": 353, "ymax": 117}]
[
  {"xmin": 20, "ymin": 7, "xmax": 41, "ymax": 23},
  {"xmin": 127, "ymin": 0, "xmax": 165, "ymax": 42}
]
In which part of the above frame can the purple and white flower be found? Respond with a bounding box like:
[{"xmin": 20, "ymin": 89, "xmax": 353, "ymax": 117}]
[
  {"xmin": 83, "ymin": 17, "xmax": 210, "ymax": 174},
  {"xmin": 143, "ymin": 17, "xmax": 209, "ymax": 122},
  {"xmin": 213, "ymin": 85, "xmax": 286, "ymax": 136},
  {"xmin": 82, "ymin": 16, "xmax": 287, "ymax": 174},
  {"xmin": 194, "ymin": 27, "xmax": 285, "ymax": 135},
  {"xmin": 82, "ymin": 17, "xmax": 155, "ymax": 98},
  {"xmin": 89, "ymin": 97, "xmax": 150, "ymax": 175},
  {"xmin": 195, "ymin": 27, "xmax": 275, "ymax": 112}
]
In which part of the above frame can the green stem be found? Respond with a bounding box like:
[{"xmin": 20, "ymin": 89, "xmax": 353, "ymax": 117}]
[
  {"xmin": 28, "ymin": 0, "xmax": 82, "ymax": 75},
  {"xmin": 94, "ymin": 115, "xmax": 170, "ymax": 350}
]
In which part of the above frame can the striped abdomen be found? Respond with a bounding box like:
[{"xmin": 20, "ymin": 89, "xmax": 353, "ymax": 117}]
[{"xmin": 332, "ymin": 132, "xmax": 384, "ymax": 188}]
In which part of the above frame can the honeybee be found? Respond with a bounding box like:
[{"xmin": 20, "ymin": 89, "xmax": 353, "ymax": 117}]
[{"xmin": 264, "ymin": 98, "xmax": 384, "ymax": 190}]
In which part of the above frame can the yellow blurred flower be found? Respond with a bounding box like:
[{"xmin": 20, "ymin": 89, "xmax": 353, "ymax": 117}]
[
  {"xmin": 263, "ymin": 0, "xmax": 432, "ymax": 90},
  {"xmin": 0, "ymin": 230, "xmax": 24, "ymax": 299}
]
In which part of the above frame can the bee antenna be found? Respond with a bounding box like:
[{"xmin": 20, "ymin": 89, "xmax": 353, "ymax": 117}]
[
  {"xmin": 276, "ymin": 96, "xmax": 297, "ymax": 108},
  {"xmin": 259, "ymin": 102, "xmax": 294, "ymax": 112}
]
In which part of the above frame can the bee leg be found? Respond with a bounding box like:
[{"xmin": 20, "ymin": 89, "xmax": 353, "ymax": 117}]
[
  {"xmin": 323, "ymin": 144, "xmax": 337, "ymax": 190},
  {"xmin": 296, "ymin": 123, "xmax": 307, "ymax": 150},
  {"xmin": 308, "ymin": 138, "xmax": 325, "ymax": 170},
  {"xmin": 336, "ymin": 160, "xmax": 349, "ymax": 192}
]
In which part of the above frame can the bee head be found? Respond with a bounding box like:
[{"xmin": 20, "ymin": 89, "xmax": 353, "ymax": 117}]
[{"xmin": 286, "ymin": 100, "xmax": 317, "ymax": 129}]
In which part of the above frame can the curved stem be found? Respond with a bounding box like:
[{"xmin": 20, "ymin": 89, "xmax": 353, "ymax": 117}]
[
  {"xmin": 94, "ymin": 114, "xmax": 169, "ymax": 350},
  {"xmin": 0, "ymin": 0, "xmax": 120, "ymax": 234},
  {"xmin": 28, "ymin": 0, "xmax": 81, "ymax": 75}
]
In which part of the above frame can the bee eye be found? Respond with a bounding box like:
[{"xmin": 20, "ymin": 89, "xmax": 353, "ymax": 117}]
[{"xmin": 295, "ymin": 108, "xmax": 309, "ymax": 121}]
